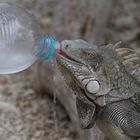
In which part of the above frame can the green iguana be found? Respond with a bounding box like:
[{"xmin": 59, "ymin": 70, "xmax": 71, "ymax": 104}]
[{"xmin": 56, "ymin": 40, "xmax": 140, "ymax": 140}]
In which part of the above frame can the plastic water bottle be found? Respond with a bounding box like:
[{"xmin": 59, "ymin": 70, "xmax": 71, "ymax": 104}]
[{"xmin": 0, "ymin": 2, "xmax": 60, "ymax": 74}]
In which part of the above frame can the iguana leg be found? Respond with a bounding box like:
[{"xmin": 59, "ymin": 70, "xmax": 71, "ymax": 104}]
[{"xmin": 97, "ymin": 100, "xmax": 140, "ymax": 140}]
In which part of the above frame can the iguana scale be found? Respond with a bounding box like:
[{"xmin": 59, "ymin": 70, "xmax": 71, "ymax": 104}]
[{"xmin": 56, "ymin": 40, "xmax": 140, "ymax": 140}]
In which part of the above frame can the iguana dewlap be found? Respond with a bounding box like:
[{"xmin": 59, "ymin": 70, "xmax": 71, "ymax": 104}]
[{"xmin": 56, "ymin": 40, "xmax": 140, "ymax": 140}]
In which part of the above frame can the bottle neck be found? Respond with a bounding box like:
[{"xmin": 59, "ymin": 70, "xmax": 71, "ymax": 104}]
[{"xmin": 35, "ymin": 35, "xmax": 60, "ymax": 61}]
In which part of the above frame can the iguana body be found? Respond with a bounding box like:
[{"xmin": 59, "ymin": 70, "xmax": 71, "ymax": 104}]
[{"xmin": 56, "ymin": 40, "xmax": 140, "ymax": 140}]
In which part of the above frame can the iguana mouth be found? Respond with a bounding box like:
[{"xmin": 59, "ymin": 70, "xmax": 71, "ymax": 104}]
[
  {"xmin": 57, "ymin": 47, "xmax": 94, "ymax": 74},
  {"xmin": 58, "ymin": 49, "xmax": 84, "ymax": 65}
]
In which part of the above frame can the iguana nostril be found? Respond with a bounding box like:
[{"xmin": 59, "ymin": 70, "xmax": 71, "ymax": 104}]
[{"xmin": 65, "ymin": 44, "xmax": 69, "ymax": 49}]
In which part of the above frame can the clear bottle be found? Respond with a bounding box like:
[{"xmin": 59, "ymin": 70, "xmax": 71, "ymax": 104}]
[{"xmin": 0, "ymin": 2, "xmax": 60, "ymax": 74}]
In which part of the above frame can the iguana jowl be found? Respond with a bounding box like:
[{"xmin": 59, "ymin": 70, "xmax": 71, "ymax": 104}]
[{"xmin": 56, "ymin": 40, "xmax": 140, "ymax": 140}]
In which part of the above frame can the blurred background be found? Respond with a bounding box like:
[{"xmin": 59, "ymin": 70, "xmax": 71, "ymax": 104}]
[{"xmin": 0, "ymin": 0, "xmax": 139, "ymax": 140}]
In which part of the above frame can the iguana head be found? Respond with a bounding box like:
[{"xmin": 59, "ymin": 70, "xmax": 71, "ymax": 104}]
[{"xmin": 57, "ymin": 40, "xmax": 114, "ymax": 102}]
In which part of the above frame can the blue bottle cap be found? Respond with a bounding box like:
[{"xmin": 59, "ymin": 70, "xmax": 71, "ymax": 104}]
[{"xmin": 36, "ymin": 35, "xmax": 58, "ymax": 61}]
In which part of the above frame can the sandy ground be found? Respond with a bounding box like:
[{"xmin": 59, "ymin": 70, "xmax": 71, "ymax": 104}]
[{"xmin": 0, "ymin": 68, "xmax": 78, "ymax": 140}]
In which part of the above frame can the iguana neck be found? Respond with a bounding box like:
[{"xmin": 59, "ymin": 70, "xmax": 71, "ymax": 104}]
[{"xmin": 104, "ymin": 61, "xmax": 139, "ymax": 91}]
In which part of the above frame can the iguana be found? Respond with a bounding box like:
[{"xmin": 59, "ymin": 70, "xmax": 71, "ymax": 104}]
[{"xmin": 56, "ymin": 40, "xmax": 140, "ymax": 140}]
